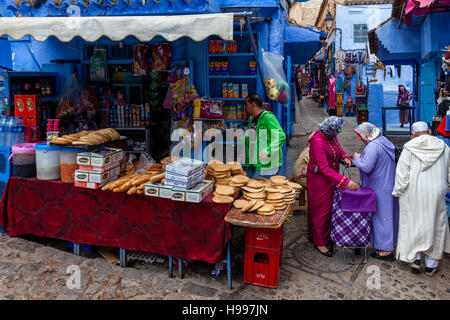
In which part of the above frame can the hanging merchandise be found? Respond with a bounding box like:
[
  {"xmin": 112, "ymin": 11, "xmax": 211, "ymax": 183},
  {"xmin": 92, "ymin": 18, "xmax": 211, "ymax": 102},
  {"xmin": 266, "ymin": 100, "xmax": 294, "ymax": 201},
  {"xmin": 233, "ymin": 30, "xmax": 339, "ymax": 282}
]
[
  {"xmin": 56, "ymin": 74, "xmax": 82, "ymax": 119},
  {"xmin": 152, "ymin": 43, "xmax": 172, "ymax": 71},
  {"xmin": 133, "ymin": 44, "xmax": 149, "ymax": 75},
  {"xmin": 89, "ymin": 48, "xmax": 108, "ymax": 82},
  {"xmin": 373, "ymin": 60, "xmax": 387, "ymax": 78},
  {"xmin": 344, "ymin": 64, "xmax": 355, "ymax": 95},
  {"xmin": 334, "ymin": 50, "xmax": 345, "ymax": 73},
  {"xmin": 262, "ymin": 50, "xmax": 290, "ymax": 105}
]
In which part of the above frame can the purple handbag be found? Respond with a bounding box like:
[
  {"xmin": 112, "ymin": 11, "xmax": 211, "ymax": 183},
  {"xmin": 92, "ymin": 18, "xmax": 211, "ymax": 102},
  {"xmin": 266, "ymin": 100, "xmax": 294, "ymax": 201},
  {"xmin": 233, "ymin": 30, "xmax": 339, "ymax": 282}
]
[{"xmin": 331, "ymin": 187, "xmax": 376, "ymax": 247}]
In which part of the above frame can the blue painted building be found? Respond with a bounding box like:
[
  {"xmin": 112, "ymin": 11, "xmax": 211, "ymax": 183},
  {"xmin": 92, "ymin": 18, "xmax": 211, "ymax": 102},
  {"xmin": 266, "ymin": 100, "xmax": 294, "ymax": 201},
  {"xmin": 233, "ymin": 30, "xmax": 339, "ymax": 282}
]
[
  {"xmin": 369, "ymin": 7, "xmax": 450, "ymax": 124},
  {"xmin": 0, "ymin": 0, "xmax": 313, "ymax": 175}
]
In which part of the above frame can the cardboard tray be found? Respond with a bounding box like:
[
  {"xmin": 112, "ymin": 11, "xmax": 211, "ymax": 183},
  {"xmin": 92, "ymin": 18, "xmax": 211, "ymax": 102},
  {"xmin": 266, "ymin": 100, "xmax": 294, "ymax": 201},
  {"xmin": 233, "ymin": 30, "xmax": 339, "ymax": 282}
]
[
  {"xmin": 49, "ymin": 136, "xmax": 127, "ymax": 150},
  {"xmin": 224, "ymin": 204, "xmax": 292, "ymax": 229}
]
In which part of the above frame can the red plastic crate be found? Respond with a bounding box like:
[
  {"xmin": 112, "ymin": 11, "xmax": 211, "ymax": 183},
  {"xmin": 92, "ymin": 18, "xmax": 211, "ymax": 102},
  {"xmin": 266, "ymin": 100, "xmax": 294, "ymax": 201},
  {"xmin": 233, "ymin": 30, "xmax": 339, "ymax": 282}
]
[
  {"xmin": 245, "ymin": 226, "xmax": 284, "ymax": 251},
  {"xmin": 244, "ymin": 246, "xmax": 281, "ymax": 288}
]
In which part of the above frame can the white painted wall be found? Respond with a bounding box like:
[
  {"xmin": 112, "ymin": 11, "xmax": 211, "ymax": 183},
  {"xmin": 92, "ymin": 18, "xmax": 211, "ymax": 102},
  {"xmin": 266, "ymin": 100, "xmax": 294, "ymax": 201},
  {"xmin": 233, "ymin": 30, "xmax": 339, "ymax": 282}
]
[{"xmin": 335, "ymin": 4, "xmax": 392, "ymax": 51}]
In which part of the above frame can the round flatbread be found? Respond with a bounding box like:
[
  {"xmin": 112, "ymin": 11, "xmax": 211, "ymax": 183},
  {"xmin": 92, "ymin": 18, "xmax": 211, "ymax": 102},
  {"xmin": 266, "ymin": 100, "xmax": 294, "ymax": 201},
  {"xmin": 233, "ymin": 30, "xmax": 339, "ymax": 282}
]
[
  {"xmin": 257, "ymin": 204, "xmax": 275, "ymax": 213},
  {"xmin": 287, "ymin": 181, "xmax": 302, "ymax": 190},
  {"xmin": 242, "ymin": 200, "xmax": 257, "ymax": 212},
  {"xmin": 231, "ymin": 175, "xmax": 249, "ymax": 185},
  {"xmin": 229, "ymin": 181, "xmax": 245, "ymax": 187},
  {"xmin": 266, "ymin": 185, "xmax": 293, "ymax": 194},
  {"xmin": 257, "ymin": 210, "xmax": 276, "ymax": 216},
  {"xmin": 252, "ymin": 178, "xmax": 271, "ymax": 186},
  {"xmin": 208, "ymin": 159, "xmax": 224, "ymax": 166},
  {"xmin": 226, "ymin": 162, "xmax": 242, "ymax": 171},
  {"xmin": 213, "ymin": 164, "xmax": 231, "ymax": 173},
  {"xmin": 233, "ymin": 199, "xmax": 248, "ymax": 209},
  {"xmin": 266, "ymin": 200, "xmax": 285, "ymax": 205},
  {"xmin": 241, "ymin": 186, "xmax": 264, "ymax": 193},
  {"xmin": 249, "ymin": 200, "xmax": 265, "ymax": 212},
  {"xmin": 247, "ymin": 180, "xmax": 263, "ymax": 189},
  {"xmin": 267, "ymin": 192, "xmax": 284, "ymax": 200},
  {"xmin": 215, "ymin": 185, "xmax": 235, "ymax": 196},
  {"xmin": 212, "ymin": 195, "xmax": 234, "ymax": 204},
  {"xmin": 242, "ymin": 191, "xmax": 267, "ymax": 199}
]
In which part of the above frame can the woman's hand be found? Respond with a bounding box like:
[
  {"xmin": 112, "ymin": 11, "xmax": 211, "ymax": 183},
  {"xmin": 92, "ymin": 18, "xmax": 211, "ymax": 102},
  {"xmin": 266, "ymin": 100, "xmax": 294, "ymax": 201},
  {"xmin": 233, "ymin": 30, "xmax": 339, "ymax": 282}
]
[
  {"xmin": 347, "ymin": 180, "xmax": 359, "ymax": 191},
  {"xmin": 344, "ymin": 158, "xmax": 352, "ymax": 167}
]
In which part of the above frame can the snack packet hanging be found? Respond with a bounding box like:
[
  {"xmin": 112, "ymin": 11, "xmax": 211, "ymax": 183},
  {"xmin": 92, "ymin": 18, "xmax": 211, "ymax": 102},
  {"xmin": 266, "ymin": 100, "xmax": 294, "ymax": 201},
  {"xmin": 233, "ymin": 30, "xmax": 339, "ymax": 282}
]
[
  {"xmin": 133, "ymin": 44, "xmax": 149, "ymax": 75},
  {"xmin": 152, "ymin": 43, "xmax": 171, "ymax": 71},
  {"xmin": 90, "ymin": 48, "xmax": 108, "ymax": 82},
  {"xmin": 262, "ymin": 50, "xmax": 290, "ymax": 106}
]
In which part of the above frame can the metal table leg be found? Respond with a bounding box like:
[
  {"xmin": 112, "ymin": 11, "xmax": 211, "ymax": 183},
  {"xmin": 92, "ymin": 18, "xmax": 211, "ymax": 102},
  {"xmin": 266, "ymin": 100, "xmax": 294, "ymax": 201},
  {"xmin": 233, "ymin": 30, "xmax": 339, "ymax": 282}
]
[
  {"xmin": 73, "ymin": 243, "xmax": 80, "ymax": 256},
  {"xmin": 226, "ymin": 239, "xmax": 232, "ymax": 290},
  {"xmin": 120, "ymin": 248, "xmax": 127, "ymax": 268},
  {"xmin": 168, "ymin": 256, "xmax": 173, "ymax": 278},
  {"xmin": 178, "ymin": 258, "xmax": 183, "ymax": 279}
]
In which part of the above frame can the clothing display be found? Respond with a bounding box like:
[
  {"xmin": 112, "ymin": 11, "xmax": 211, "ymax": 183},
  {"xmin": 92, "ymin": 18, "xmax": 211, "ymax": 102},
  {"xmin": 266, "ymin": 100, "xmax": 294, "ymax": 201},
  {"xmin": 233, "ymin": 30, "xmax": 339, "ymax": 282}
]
[
  {"xmin": 334, "ymin": 50, "xmax": 346, "ymax": 74},
  {"xmin": 344, "ymin": 65, "xmax": 355, "ymax": 95},
  {"xmin": 393, "ymin": 134, "xmax": 450, "ymax": 263},
  {"xmin": 328, "ymin": 76, "xmax": 336, "ymax": 111}
]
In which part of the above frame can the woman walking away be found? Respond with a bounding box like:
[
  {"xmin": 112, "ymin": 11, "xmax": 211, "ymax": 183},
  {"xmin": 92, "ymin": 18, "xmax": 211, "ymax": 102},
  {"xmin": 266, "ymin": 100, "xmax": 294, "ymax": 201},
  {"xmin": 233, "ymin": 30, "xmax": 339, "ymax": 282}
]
[
  {"xmin": 307, "ymin": 117, "xmax": 359, "ymax": 257},
  {"xmin": 396, "ymin": 85, "xmax": 412, "ymax": 128},
  {"xmin": 352, "ymin": 123, "xmax": 399, "ymax": 261}
]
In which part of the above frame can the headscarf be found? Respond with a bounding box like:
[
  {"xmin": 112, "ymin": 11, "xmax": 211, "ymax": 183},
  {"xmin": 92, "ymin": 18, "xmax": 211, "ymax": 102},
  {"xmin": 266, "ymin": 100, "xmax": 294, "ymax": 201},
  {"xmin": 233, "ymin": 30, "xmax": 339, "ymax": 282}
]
[
  {"xmin": 318, "ymin": 116, "xmax": 346, "ymax": 139},
  {"xmin": 353, "ymin": 122, "xmax": 381, "ymax": 142}
]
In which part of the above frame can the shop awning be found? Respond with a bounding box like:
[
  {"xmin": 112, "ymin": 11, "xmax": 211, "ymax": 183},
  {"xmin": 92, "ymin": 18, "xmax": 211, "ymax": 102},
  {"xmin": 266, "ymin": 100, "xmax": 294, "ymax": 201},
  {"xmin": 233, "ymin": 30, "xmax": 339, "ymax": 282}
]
[
  {"xmin": 0, "ymin": 13, "xmax": 234, "ymax": 42},
  {"xmin": 403, "ymin": 0, "xmax": 450, "ymax": 25},
  {"xmin": 284, "ymin": 25, "xmax": 322, "ymax": 65}
]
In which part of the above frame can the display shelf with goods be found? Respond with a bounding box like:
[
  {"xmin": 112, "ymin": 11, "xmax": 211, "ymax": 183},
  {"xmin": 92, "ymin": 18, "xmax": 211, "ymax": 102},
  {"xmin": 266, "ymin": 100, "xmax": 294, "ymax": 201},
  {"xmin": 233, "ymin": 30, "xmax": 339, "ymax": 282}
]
[{"xmin": 203, "ymin": 31, "xmax": 262, "ymax": 164}]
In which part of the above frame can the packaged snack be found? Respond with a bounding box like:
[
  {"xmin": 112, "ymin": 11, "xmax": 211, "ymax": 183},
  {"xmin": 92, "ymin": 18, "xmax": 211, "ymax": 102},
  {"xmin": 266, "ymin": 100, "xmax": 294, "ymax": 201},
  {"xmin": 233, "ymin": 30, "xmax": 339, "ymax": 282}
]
[
  {"xmin": 209, "ymin": 61, "xmax": 215, "ymax": 76},
  {"xmin": 152, "ymin": 43, "xmax": 171, "ymax": 71},
  {"xmin": 90, "ymin": 48, "xmax": 107, "ymax": 82},
  {"xmin": 222, "ymin": 82, "xmax": 229, "ymax": 98},
  {"xmin": 229, "ymin": 105, "xmax": 237, "ymax": 120},
  {"xmin": 132, "ymin": 44, "xmax": 148, "ymax": 75},
  {"xmin": 216, "ymin": 40, "xmax": 223, "ymax": 54},
  {"xmin": 241, "ymin": 84, "xmax": 248, "ymax": 98},
  {"xmin": 228, "ymin": 82, "xmax": 233, "ymax": 98},
  {"xmin": 233, "ymin": 84, "xmax": 240, "ymax": 98},
  {"xmin": 209, "ymin": 40, "xmax": 216, "ymax": 54}
]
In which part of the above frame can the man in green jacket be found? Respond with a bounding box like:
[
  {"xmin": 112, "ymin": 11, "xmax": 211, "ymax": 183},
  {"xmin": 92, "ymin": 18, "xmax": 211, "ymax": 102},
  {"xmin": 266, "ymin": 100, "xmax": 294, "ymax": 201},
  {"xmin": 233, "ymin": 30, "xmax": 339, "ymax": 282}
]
[{"xmin": 243, "ymin": 94, "xmax": 286, "ymax": 178}]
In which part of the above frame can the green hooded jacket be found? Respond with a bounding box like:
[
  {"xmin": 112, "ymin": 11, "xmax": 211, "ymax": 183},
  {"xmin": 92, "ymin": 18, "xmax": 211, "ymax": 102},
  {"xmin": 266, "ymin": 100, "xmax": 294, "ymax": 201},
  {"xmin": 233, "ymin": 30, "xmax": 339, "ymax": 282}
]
[{"xmin": 243, "ymin": 111, "xmax": 286, "ymax": 170}]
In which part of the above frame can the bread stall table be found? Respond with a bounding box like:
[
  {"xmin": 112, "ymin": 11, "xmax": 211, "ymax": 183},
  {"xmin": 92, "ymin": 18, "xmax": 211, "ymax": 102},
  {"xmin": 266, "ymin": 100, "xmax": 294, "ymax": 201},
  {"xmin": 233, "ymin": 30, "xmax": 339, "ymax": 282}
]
[
  {"xmin": 224, "ymin": 204, "xmax": 292, "ymax": 288},
  {"xmin": 0, "ymin": 177, "xmax": 234, "ymax": 287}
]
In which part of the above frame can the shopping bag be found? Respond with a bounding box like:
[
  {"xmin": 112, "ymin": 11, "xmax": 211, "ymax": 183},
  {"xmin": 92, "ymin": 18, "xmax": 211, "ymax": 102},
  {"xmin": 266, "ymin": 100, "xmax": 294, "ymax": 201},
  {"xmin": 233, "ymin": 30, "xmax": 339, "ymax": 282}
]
[{"xmin": 262, "ymin": 50, "xmax": 290, "ymax": 106}]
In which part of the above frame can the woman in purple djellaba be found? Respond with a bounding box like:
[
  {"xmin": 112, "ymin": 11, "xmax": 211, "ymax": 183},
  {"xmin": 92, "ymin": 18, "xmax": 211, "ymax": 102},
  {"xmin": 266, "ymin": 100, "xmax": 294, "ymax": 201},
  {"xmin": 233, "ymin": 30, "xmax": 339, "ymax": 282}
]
[
  {"xmin": 396, "ymin": 85, "xmax": 412, "ymax": 128},
  {"xmin": 352, "ymin": 122, "xmax": 399, "ymax": 261}
]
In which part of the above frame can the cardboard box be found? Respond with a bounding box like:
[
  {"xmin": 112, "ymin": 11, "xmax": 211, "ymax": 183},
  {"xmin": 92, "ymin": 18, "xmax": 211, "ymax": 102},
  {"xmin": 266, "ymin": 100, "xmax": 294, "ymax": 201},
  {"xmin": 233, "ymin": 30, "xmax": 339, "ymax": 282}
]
[
  {"xmin": 171, "ymin": 187, "xmax": 186, "ymax": 201},
  {"xmin": 74, "ymin": 165, "xmax": 120, "ymax": 184},
  {"xmin": 158, "ymin": 185, "xmax": 173, "ymax": 199},
  {"xmin": 77, "ymin": 148, "xmax": 124, "ymax": 167},
  {"xmin": 186, "ymin": 180, "xmax": 214, "ymax": 203},
  {"xmin": 144, "ymin": 183, "xmax": 160, "ymax": 197},
  {"xmin": 165, "ymin": 158, "xmax": 206, "ymax": 177},
  {"xmin": 14, "ymin": 95, "xmax": 41, "ymax": 126},
  {"xmin": 78, "ymin": 160, "xmax": 119, "ymax": 173},
  {"xmin": 74, "ymin": 175, "xmax": 119, "ymax": 190},
  {"xmin": 164, "ymin": 176, "xmax": 204, "ymax": 190},
  {"xmin": 165, "ymin": 169, "xmax": 205, "ymax": 183}
]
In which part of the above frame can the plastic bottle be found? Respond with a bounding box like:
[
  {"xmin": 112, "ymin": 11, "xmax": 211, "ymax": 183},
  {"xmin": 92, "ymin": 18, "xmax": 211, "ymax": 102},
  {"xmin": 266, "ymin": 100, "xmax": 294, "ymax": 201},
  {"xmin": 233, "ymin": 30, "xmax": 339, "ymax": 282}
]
[
  {"xmin": 15, "ymin": 117, "xmax": 24, "ymax": 145},
  {"xmin": 6, "ymin": 117, "xmax": 15, "ymax": 147}
]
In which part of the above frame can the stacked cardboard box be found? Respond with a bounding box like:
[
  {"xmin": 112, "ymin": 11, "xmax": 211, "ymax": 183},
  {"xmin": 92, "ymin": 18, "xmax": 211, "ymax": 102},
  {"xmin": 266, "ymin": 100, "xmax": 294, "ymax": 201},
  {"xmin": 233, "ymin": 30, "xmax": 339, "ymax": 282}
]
[{"xmin": 74, "ymin": 147, "xmax": 124, "ymax": 189}]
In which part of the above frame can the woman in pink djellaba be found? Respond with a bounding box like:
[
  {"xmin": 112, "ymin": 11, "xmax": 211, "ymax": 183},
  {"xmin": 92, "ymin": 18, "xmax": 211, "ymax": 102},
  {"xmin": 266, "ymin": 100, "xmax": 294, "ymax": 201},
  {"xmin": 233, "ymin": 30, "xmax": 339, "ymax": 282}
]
[{"xmin": 306, "ymin": 117, "xmax": 359, "ymax": 257}]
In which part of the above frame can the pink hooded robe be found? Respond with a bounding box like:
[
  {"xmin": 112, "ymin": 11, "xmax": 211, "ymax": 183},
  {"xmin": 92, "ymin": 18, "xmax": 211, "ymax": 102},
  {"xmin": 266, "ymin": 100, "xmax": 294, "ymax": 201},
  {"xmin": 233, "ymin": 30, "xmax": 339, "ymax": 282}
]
[{"xmin": 306, "ymin": 130, "xmax": 350, "ymax": 246}]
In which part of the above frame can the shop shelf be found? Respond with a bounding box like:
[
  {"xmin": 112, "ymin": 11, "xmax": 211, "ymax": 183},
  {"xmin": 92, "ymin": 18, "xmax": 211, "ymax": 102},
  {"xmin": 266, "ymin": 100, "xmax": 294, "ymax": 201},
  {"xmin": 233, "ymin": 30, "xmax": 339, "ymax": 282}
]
[
  {"xmin": 211, "ymin": 97, "xmax": 246, "ymax": 101},
  {"xmin": 208, "ymin": 75, "xmax": 257, "ymax": 79},
  {"xmin": 41, "ymin": 96, "xmax": 56, "ymax": 102},
  {"xmin": 209, "ymin": 53, "xmax": 255, "ymax": 57},
  {"xmin": 111, "ymin": 127, "xmax": 148, "ymax": 131}
]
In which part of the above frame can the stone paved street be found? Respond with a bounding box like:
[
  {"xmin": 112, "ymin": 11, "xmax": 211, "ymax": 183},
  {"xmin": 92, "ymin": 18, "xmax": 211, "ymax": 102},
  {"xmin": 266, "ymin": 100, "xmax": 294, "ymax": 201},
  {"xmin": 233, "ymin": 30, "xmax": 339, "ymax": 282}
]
[{"xmin": 0, "ymin": 98, "xmax": 448, "ymax": 300}]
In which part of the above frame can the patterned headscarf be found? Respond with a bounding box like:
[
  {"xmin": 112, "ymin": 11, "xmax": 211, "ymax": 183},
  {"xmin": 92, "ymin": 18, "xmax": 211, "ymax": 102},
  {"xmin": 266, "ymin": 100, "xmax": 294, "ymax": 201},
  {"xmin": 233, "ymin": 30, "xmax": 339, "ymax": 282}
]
[
  {"xmin": 353, "ymin": 122, "xmax": 381, "ymax": 142},
  {"xmin": 318, "ymin": 116, "xmax": 346, "ymax": 139}
]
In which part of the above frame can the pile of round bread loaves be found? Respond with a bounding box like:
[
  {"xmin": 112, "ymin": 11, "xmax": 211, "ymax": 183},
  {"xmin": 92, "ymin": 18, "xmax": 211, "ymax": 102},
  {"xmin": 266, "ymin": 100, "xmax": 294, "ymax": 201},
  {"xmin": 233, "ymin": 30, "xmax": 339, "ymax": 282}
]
[{"xmin": 51, "ymin": 128, "xmax": 121, "ymax": 146}]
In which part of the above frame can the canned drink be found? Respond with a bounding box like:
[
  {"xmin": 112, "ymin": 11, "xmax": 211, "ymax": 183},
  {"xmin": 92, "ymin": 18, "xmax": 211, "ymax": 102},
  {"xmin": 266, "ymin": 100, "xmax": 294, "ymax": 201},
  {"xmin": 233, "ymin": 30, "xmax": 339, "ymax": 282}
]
[{"xmin": 53, "ymin": 119, "xmax": 60, "ymax": 131}]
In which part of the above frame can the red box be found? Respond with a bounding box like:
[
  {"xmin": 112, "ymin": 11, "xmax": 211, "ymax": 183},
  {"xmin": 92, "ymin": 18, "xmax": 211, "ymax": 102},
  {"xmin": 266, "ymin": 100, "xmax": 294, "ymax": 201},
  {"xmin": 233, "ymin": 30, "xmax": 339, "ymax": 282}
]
[
  {"xmin": 245, "ymin": 226, "xmax": 283, "ymax": 251},
  {"xmin": 209, "ymin": 40, "xmax": 216, "ymax": 54},
  {"xmin": 244, "ymin": 246, "xmax": 281, "ymax": 288},
  {"xmin": 216, "ymin": 40, "xmax": 223, "ymax": 54},
  {"xmin": 14, "ymin": 95, "xmax": 41, "ymax": 126}
]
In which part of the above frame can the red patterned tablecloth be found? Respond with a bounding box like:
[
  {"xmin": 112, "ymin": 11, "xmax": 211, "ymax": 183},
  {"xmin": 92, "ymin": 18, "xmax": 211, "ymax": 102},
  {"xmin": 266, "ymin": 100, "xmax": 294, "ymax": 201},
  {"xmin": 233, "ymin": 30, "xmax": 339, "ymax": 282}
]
[{"xmin": 0, "ymin": 177, "xmax": 233, "ymax": 264}]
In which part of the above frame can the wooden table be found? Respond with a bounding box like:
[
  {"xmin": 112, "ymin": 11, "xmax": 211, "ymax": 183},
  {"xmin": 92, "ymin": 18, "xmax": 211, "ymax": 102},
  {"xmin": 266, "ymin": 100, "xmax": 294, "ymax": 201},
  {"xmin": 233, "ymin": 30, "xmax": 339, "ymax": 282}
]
[{"xmin": 224, "ymin": 204, "xmax": 292, "ymax": 229}]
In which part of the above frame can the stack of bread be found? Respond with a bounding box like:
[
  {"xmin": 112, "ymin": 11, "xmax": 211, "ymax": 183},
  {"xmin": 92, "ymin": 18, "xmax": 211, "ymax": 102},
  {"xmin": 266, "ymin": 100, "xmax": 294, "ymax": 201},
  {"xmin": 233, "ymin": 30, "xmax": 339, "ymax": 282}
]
[
  {"xmin": 205, "ymin": 160, "xmax": 246, "ymax": 184},
  {"xmin": 212, "ymin": 185, "xmax": 235, "ymax": 204},
  {"xmin": 231, "ymin": 175, "xmax": 301, "ymax": 216},
  {"xmin": 101, "ymin": 169, "xmax": 165, "ymax": 194},
  {"xmin": 160, "ymin": 156, "xmax": 179, "ymax": 172},
  {"xmin": 51, "ymin": 128, "xmax": 121, "ymax": 146},
  {"xmin": 229, "ymin": 175, "xmax": 249, "ymax": 192}
]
